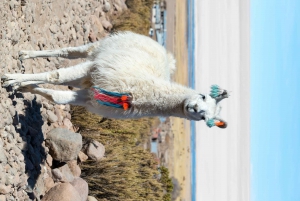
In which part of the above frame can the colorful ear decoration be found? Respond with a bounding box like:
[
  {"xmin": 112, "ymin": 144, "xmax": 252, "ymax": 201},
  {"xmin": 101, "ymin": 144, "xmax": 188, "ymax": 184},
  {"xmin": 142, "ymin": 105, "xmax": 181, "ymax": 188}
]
[
  {"xmin": 91, "ymin": 87, "xmax": 132, "ymax": 110},
  {"xmin": 206, "ymin": 119, "xmax": 216, "ymax": 128},
  {"xmin": 206, "ymin": 119, "xmax": 225, "ymax": 128},
  {"xmin": 210, "ymin": 85, "xmax": 222, "ymax": 98}
]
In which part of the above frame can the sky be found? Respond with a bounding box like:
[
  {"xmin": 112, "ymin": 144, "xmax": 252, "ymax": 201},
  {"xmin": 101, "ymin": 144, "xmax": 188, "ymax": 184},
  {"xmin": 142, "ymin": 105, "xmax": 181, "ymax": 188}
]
[{"xmin": 251, "ymin": 0, "xmax": 300, "ymax": 200}]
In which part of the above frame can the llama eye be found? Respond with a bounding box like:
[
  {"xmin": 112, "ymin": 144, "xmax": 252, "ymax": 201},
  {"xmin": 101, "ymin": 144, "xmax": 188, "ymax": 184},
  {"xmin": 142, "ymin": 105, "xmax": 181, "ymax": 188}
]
[{"xmin": 202, "ymin": 95, "xmax": 206, "ymax": 100}]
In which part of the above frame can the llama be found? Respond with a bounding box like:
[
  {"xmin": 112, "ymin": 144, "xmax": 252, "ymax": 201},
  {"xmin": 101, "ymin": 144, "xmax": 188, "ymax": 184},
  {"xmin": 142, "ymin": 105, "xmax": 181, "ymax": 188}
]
[{"xmin": 1, "ymin": 31, "xmax": 229, "ymax": 128}]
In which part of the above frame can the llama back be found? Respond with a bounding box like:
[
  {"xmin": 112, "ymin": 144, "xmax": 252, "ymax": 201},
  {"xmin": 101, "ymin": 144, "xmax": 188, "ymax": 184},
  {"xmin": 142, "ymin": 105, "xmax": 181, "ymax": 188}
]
[{"xmin": 88, "ymin": 31, "xmax": 176, "ymax": 81}]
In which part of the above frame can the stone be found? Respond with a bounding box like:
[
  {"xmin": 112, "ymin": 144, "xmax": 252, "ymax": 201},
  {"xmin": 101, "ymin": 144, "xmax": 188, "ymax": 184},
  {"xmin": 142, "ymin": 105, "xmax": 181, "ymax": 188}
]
[
  {"xmin": 101, "ymin": 19, "xmax": 112, "ymax": 31},
  {"xmin": 103, "ymin": 0, "xmax": 111, "ymax": 12},
  {"xmin": 59, "ymin": 164, "xmax": 74, "ymax": 183},
  {"xmin": 41, "ymin": 183, "xmax": 82, "ymax": 201},
  {"xmin": 87, "ymin": 196, "xmax": 98, "ymax": 201},
  {"xmin": 70, "ymin": 178, "xmax": 88, "ymax": 201},
  {"xmin": 51, "ymin": 168, "xmax": 63, "ymax": 182},
  {"xmin": 86, "ymin": 140, "xmax": 105, "ymax": 161},
  {"xmin": 52, "ymin": 164, "xmax": 74, "ymax": 183},
  {"xmin": 90, "ymin": 15, "xmax": 104, "ymax": 36},
  {"xmin": 0, "ymin": 184, "xmax": 11, "ymax": 194},
  {"xmin": 46, "ymin": 154, "xmax": 53, "ymax": 167},
  {"xmin": 49, "ymin": 24, "xmax": 59, "ymax": 34},
  {"xmin": 63, "ymin": 118, "xmax": 73, "ymax": 130},
  {"xmin": 0, "ymin": 195, "xmax": 5, "ymax": 201},
  {"xmin": 0, "ymin": 146, "xmax": 7, "ymax": 164},
  {"xmin": 67, "ymin": 160, "xmax": 81, "ymax": 177},
  {"xmin": 78, "ymin": 151, "xmax": 88, "ymax": 162},
  {"xmin": 44, "ymin": 177, "xmax": 55, "ymax": 193},
  {"xmin": 47, "ymin": 110, "xmax": 58, "ymax": 123},
  {"xmin": 45, "ymin": 128, "xmax": 82, "ymax": 162}
]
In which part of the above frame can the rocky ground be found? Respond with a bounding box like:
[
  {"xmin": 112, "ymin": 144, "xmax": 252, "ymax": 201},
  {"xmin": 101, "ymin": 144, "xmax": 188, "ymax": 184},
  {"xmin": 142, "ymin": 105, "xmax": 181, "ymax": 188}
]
[{"xmin": 0, "ymin": 0, "xmax": 127, "ymax": 200}]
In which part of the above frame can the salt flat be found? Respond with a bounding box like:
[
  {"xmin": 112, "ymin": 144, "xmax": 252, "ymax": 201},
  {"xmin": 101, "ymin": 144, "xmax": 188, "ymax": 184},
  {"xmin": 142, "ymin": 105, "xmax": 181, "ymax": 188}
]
[{"xmin": 194, "ymin": 1, "xmax": 251, "ymax": 201}]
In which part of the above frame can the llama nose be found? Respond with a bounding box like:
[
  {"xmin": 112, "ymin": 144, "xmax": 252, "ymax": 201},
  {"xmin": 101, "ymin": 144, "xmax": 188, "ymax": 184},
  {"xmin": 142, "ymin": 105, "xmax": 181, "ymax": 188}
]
[{"xmin": 193, "ymin": 104, "xmax": 199, "ymax": 112}]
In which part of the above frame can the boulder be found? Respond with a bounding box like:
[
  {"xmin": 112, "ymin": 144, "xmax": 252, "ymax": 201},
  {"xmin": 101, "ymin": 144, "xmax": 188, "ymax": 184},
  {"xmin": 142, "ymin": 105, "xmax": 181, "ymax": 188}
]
[
  {"xmin": 86, "ymin": 140, "xmax": 105, "ymax": 161},
  {"xmin": 52, "ymin": 164, "xmax": 74, "ymax": 183},
  {"xmin": 41, "ymin": 183, "xmax": 81, "ymax": 201},
  {"xmin": 45, "ymin": 128, "xmax": 82, "ymax": 162},
  {"xmin": 67, "ymin": 160, "xmax": 81, "ymax": 177},
  {"xmin": 70, "ymin": 178, "xmax": 89, "ymax": 201}
]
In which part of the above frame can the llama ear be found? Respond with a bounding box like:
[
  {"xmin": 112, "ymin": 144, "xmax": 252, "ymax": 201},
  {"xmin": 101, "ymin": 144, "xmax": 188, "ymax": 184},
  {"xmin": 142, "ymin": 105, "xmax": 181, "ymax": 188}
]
[{"xmin": 209, "ymin": 85, "xmax": 229, "ymax": 102}]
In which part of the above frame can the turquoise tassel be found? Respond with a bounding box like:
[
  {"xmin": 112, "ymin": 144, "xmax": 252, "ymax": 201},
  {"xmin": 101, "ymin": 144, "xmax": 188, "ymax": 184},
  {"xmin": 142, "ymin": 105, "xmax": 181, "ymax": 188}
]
[
  {"xmin": 206, "ymin": 119, "xmax": 215, "ymax": 128},
  {"xmin": 210, "ymin": 85, "xmax": 221, "ymax": 98}
]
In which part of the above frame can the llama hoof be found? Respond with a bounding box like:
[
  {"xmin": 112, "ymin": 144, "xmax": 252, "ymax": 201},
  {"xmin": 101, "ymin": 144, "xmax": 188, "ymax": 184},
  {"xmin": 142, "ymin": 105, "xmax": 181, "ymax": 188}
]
[
  {"xmin": 2, "ymin": 80, "xmax": 20, "ymax": 88},
  {"xmin": 1, "ymin": 74, "xmax": 19, "ymax": 88},
  {"xmin": 19, "ymin": 51, "xmax": 30, "ymax": 60},
  {"xmin": 1, "ymin": 75, "xmax": 8, "ymax": 82}
]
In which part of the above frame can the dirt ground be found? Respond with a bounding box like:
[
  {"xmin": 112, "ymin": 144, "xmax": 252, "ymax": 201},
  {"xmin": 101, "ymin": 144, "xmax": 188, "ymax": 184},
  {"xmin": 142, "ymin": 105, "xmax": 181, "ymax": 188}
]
[
  {"xmin": 165, "ymin": 0, "xmax": 191, "ymax": 200},
  {"xmin": 0, "ymin": 0, "xmax": 117, "ymax": 200}
]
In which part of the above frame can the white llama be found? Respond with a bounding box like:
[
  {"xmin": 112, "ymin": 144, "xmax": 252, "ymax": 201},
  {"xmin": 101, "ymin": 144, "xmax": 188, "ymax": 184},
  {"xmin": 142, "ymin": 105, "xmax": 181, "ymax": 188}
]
[{"xmin": 1, "ymin": 31, "xmax": 229, "ymax": 128}]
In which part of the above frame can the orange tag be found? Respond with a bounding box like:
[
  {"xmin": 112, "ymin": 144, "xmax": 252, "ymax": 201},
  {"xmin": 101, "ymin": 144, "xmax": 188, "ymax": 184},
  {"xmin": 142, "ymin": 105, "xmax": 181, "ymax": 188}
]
[{"xmin": 215, "ymin": 121, "xmax": 225, "ymax": 126}]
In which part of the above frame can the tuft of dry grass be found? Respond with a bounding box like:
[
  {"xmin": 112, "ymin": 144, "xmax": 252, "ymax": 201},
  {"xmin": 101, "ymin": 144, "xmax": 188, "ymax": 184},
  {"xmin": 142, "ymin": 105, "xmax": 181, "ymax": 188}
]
[
  {"xmin": 71, "ymin": 106, "xmax": 171, "ymax": 200},
  {"xmin": 111, "ymin": 0, "xmax": 154, "ymax": 35}
]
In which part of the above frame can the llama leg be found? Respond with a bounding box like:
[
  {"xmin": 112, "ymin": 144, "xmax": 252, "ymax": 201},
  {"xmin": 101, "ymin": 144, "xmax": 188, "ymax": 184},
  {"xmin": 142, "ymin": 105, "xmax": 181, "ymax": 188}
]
[
  {"xmin": 19, "ymin": 41, "xmax": 101, "ymax": 60},
  {"xmin": 22, "ymin": 85, "xmax": 90, "ymax": 106},
  {"xmin": 1, "ymin": 61, "xmax": 93, "ymax": 88}
]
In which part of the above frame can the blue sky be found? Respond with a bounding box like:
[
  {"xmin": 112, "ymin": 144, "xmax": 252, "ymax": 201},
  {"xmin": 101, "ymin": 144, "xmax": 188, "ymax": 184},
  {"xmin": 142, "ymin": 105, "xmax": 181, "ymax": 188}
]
[{"xmin": 251, "ymin": 0, "xmax": 300, "ymax": 201}]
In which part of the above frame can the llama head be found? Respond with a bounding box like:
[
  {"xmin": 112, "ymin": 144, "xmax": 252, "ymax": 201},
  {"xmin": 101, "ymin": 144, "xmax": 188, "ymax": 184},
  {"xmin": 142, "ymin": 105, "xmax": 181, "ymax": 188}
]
[{"xmin": 183, "ymin": 85, "xmax": 229, "ymax": 128}]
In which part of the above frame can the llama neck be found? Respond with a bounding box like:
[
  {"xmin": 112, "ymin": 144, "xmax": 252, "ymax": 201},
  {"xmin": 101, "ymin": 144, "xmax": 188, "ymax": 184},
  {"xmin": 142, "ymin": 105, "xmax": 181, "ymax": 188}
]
[{"xmin": 132, "ymin": 79, "xmax": 196, "ymax": 118}]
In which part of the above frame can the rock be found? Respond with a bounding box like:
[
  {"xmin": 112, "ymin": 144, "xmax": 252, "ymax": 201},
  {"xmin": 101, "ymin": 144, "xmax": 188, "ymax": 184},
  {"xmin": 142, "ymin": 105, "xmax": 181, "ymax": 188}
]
[
  {"xmin": 59, "ymin": 164, "xmax": 74, "ymax": 183},
  {"xmin": 45, "ymin": 128, "xmax": 82, "ymax": 162},
  {"xmin": 54, "ymin": 108, "xmax": 63, "ymax": 124},
  {"xmin": 34, "ymin": 174, "xmax": 47, "ymax": 198},
  {"xmin": 52, "ymin": 164, "xmax": 75, "ymax": 183},
  {"xmin": 63, "ymin": 118, "xmax": 73, "ymax": 130},
  {"xmin": 0, "ymin": 195, "xmax": 5, "ymax": 201},
  {"xmin": 46, "ymin": 154, "xmax": 53, "ymax": 167},
  {"xmin": 51, "ymin": 168, "xmax": 63, "ymax": 182},
  {"xmin": 87, "ymin": 196, "xmax": 98, "ymax": 201},
  {"xmin": 44, "ymin": 177, "xmax": 55, "ymax": 193},
  {"xmin": 90, "ymin": 15, "xmax": 104, "ymax": 37},
  {"xmin": 47, "ymin": 110, "xmax": 58, "ymax": 123},
  {"xmin": 0, "ymin": 146, "xmax": 7, "ymax": 164},
  {"xmin": 0, "ymin": 184, "xmax": 11, "ymax": 194},
  {"xmin": 42, "ymin": 183, "xmax": 82, "ymax": 201},
  {"xmin": 49, "ymin": 24, "xmax": 59, "ymax": 34},
  {"xmin": 67, "ymin": 160, "xmax": 81, "ymax": 177},
  {"xmin": 101, "ymin": 19, "xmax": 112, "ymax": 31},
  {"xmin": 103, "ymin": 0, "xmax": 111, "ymax": 12},
  {"xmin": 86, "ymin": 140, "xmax": 105, "ymax": 161},
  {"xmin": 78, "ymin": 151, "xmax": 88, "ymax": 162},
  {"xmin": 88, "ymin": 31, "xmax": 97, "ymax": 43},
  {"xmin": 70, "ymin": 178, "xmax": 88, "ymax": 201}
]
